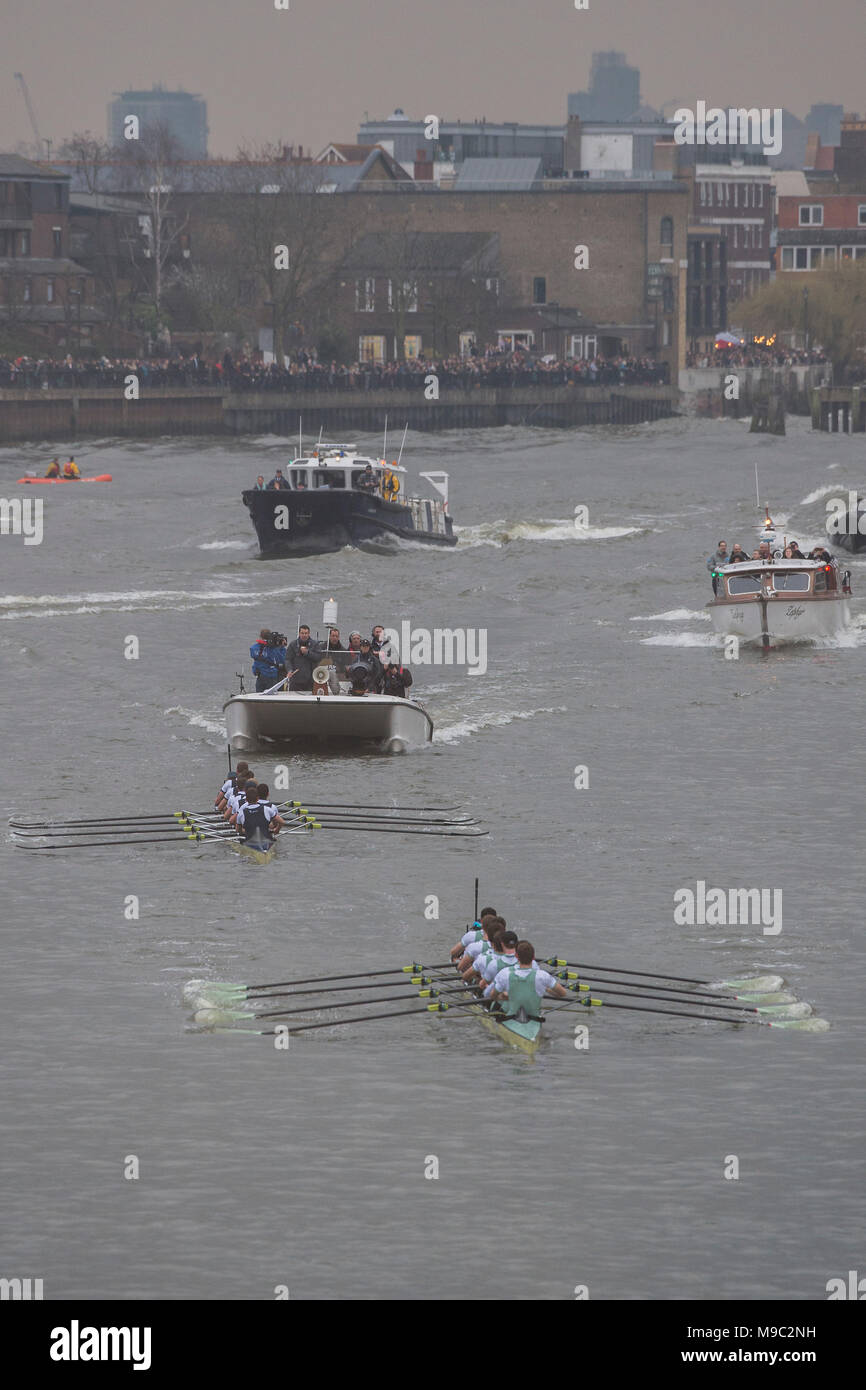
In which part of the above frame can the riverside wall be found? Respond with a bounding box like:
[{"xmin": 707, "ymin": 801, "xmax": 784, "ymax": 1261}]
[{"xmin": 0, "ymin": 385, "xmax": 678, "ymax": 443}]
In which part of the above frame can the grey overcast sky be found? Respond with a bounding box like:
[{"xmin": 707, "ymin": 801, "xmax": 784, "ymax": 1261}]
[{"xmin": 3, "ymin": 0, "xmax": 863, "ymax": 156}]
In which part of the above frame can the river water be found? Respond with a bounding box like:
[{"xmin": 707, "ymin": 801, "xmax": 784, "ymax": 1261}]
[{"xmin": 1, "ymin": 416, "xmax": 864, "ymax": 1301}]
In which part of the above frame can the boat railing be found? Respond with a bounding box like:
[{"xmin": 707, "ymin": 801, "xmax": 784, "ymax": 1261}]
[{"xmin": 408, "ymin": 495, "xmax": 450, "ymax": 535}]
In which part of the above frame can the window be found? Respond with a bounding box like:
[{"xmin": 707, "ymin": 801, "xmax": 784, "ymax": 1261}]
[
  {"xmin": 660, "ymin": 216, "xmax": 673, "ymax": 246},
  {"xmin": 358, "ymin": 334, "xmax": 386, "ymax": 363},
  {"xmin": 662, "ymin": 276, "xmax": 674, "ymax": 313},
  {"xmin": 662, "ymin": 319, "xmax": 671, "ymax": 346},
  {"xmin": 841, "ymin": 246, "xmax": 866, "ymax": 260},
  {"xmin": 728, "ymin": 575, "xmax": 762, "ymax": 595},
  {"xmin": 799, "ymin": 204, "xmax": 823, "ymax": 225},
  {"xmin": 355, "ymin": 278, "xmax": 375, "ymax": 312},
  {"xmin": 46, "ymin": 278, "xmax": 54, "ymax": 303},
  {"xmin": 52, "ymin": 228, "xmax": 62, "ymax": 256},
  {"xmin": 19, "ymin": 230, "xmax": 30, "ymax": 256},
  {"xmin": 758, "ymin": 184, "xmax": 764, "ymax": 207},
  {"xmin": 700, "ymin": 182, "xmax": 707, "ymax": 206},
  {"xmin": 312, "ymin": 469, "xmax": 346, "ymax": 489},
  {"xmin": 403, "ymin": 334, "xmax": 422, "ymax": 359},
  {"xmin": 22, "ymin": 278, "xmax": 32, "ymax": 302},
  {"xmin": 458, "ymin": 331, "xmax": 476, "ymax": 358},
  {"xmin": 858, "ymin": 206, "xmax": 866, "ymax": 226},
  {"xmin": 532, "ymin": 276, "xmax": 546, "ymax": 304},
  {"xmin": 733, "ymin": 183, "xmax": 739, "ymax": 207},
  {"xmin": 292, "ymin": 471, "xmax": 309, "ymax": 489},
  {"xmin": 584, "ymin": 334, "xmax": 597, "ymax": 358},
  {"xmin": 796, "ymin": 247, "xmax": 808, "ymax": 269},
  {"xmin": 772, "ymin": 573, "xmax": 810, "ymax": 592},
  {"xmin": 403, "ymin": 280, "xmax": 418, "ymax": 312},
  {"xmin": 484, "ymin": 277, "xmax": 499, "ymax": 295}
]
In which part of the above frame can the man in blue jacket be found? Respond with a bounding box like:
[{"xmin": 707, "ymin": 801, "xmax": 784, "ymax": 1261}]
[{"xmin": 250, "ymin": 628, "xmax": 288, "ymax": 692}]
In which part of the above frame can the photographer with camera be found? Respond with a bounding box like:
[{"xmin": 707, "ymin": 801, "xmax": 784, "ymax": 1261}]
[
  {"xmin": 286, "ymin": 623, "xmax": 322, "ymax": 693},
  {"xmin": 250, "ymin": 627, "xmax": 288, "ymax": 692}
]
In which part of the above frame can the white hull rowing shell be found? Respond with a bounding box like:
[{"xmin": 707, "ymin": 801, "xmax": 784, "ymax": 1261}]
[
  {"xmin": 223, "ymin": 692, "xmax": 434, "ymax": 753},
  {"xmin": 707, "ymin": 595, "xmax": 852, "ymax": 645}
]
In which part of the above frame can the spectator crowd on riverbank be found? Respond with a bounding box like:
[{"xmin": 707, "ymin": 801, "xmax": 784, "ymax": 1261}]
[
  {"xmin": 0, "ymin": 349, "xmax": 671, "ymax": 392},
  {"xmin": 685, "ymin": 347, "xmax": 828, "ymax": 369}
]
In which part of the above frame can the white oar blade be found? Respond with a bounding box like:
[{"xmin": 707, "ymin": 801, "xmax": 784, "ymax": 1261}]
[{"xmin": 716, "ymin": 974, "xmax": 784, "ymax": 993}]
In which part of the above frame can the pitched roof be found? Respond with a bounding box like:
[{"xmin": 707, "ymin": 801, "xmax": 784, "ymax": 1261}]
[
  {"xmin": 0, "ymin": 153, "xmax": 66, "ymax": 179},
  {"xmin": 454, "ymin": 157, "xmax": 543, "ymax": 190}
]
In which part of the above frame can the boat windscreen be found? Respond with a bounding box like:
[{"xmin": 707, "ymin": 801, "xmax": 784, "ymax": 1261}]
[
  {"xmin": 772, "ymin": 572, "xmax": 810, "ymax": 592},
  {"xmin": 312, "ymin": 470, "xmax": 346, "ymax": 489},
  {"xmin": 727, "ymin": 575, "xmax": 762, "ymax": 595}
]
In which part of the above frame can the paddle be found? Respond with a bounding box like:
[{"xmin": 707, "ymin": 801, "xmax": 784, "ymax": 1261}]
[
  {"xmin": 190, "ymin": 962, "xmax": 453, "ymax": 996},
  {"xmin": 542, "ymin": 956, "xmax": 777, "ymax": 991}
]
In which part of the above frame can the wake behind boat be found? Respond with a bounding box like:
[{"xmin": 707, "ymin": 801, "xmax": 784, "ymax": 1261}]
[{"xmin": 242, "ymin": 436, "xmax": 456, "ymax": 557}]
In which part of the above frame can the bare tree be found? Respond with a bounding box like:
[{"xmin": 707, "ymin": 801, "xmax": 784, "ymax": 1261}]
[
  {"xmin": 56, "ymin": 132, "xmax": 113, "ymax": 194},
  {"xmin": 214, "ymin": 146, "xmax": 343, "ymax": 361},
  {"xmin": 117, "ymin": 122, "xmax": 189, "ymax": 320}
]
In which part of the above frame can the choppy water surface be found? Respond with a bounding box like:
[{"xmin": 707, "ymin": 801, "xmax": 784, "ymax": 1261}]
[{"xmin": 1, "ymin": 417, "xmax": 864, "ymax": 1300}]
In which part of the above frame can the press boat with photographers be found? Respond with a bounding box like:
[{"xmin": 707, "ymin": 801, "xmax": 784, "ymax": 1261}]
[
  {"xmin": 224, "ymin": 602, "xmax": 434, "ymax": 754},
  {"xmin": 241, "ymin": 426, "xmax": 456, "ymax": 557}
]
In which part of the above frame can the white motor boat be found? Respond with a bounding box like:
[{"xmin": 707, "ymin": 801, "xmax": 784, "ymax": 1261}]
[
  {"xmin": 707, "ymin": 558, "xmax": 853, "ymax": 647},
  {"xmin": 224, "ymin": 689, "xmax": 432, "ymax": 753}
]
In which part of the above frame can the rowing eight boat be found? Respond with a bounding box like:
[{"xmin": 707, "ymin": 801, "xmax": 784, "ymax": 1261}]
[
  {"xmin": 229, "ymin": 836, "xmax": 278, "ymax": 865},
  {"xmin": 447, "ymin": 961, "xmax": 544, "ymax": 1055}
]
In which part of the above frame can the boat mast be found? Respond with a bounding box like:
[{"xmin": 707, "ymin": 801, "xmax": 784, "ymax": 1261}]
[
  {"xmin": 383, "ymin": 414, "xmax": 388, "ymax": 462},
  {"xmin": 396, "ymin": 423, "xmax": 409, "ymax": 468}
]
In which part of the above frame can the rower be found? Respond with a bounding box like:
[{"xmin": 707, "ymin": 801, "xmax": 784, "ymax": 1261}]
[
  {"xmin": 45, "ymin": 457, "xmax": 61, "ymax": 478},
  {"xmin": 236, "ymin": 782, "xmax": 284, "ymax": 842},
  {"xmin": 477, "ymin": 930, "xmax": 524, "ymax": 993},
  {"xmin": 225, "ymin": 772, "xmax": 255, "ymax": 822},
  {"xmin": 216, "ymin": 762, "xmax": 250, "ymax": 810},
  {"xmin": 62, "ymin": 457, "xmax": 81, "ymax": 480},
  {"xmin": 489, "ymin": 940, "xmax": 570, "ymax": 1020},
  {"xmin": 450, "ymin": 907, "xmax": 498, "ymax": 960},
  {"xmin": 459, "ymin": 919, "xmax": 507, "ymax": 982}
]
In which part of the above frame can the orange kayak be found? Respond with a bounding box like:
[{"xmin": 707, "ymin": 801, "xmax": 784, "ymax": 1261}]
[{"xmin": 17, "ymin": 474, "xmax": 113, "ymax": 484}]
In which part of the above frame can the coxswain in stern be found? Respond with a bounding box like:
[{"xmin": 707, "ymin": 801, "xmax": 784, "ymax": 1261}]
[
  {"xmin": 489, "ymin": 940, "xmax": 570, "ymax": 1021},
  {"xmin": 236, "ymin": 782, "xmax": 284, "ymax": 845}
]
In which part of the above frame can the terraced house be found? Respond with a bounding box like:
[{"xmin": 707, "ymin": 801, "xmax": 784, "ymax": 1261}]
[{"xmin": 0, "ymin": 155, "xmax": 98, "ymax": 348}]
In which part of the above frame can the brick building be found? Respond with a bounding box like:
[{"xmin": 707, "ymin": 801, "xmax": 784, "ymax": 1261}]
[
  {"xmin": 776, "ymin": 192, "xmax": 866, "ymax": 271},
  {"xmin": 0, "ymin": 155, "xmax": 98, "ymax": 347}
]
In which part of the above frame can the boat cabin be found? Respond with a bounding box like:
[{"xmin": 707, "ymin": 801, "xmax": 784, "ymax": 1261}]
[
  {"xmin": 716, "ymin": 559, "xmax": 840, "ymax": 600},
  {"xmin": 287, "ymin": 445, "xmax": 405, "ymax": 494}
]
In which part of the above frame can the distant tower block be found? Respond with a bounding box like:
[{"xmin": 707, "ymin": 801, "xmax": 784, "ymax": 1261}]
[{"xmin": 107, "ymin": 84, "xmax": 208, "ymax": 156}]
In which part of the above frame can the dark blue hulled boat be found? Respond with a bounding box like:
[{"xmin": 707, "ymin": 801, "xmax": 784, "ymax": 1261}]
[{"xmin": 242, "ymin": 444, "xmax": 456, "ymax": 557}]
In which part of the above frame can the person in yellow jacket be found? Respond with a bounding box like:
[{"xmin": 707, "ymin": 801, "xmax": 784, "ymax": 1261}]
[
  {"xmin": 45, "ymin": 457, "xmax": 61, "ymax": 477},
  {"xmin": 62, "ymin": 457, "xmax": 81, "ymax": 479}
]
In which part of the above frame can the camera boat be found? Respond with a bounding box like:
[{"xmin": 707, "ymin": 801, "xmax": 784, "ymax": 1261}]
[{"xmin": 241, "ymin": 441, "xmax": 456, "ymax": 557}]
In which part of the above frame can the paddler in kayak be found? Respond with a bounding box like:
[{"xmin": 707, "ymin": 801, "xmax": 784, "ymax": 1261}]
[
  {"xmin": 45, "ymin": 457, "xmax": 61, "ymax": 478},
  {"xmin": 62, "ymin": 457, "xmax": 81, "ymax": 479}
]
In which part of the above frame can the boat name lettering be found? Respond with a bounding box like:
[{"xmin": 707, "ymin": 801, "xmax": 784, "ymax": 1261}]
[{"xmin": 785, "ymin": 605, "xmax": 805, "ymax": 619}]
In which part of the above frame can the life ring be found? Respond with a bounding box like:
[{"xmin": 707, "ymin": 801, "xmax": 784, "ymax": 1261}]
[{"xmin": 383, "ymin": 471, "xmax": 400, "ymax": 502}]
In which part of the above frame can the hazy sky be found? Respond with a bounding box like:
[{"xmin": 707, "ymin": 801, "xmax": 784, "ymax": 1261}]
[{"xmin": 4, "ymin": 0, "xmax": 863, "ymax": 157}]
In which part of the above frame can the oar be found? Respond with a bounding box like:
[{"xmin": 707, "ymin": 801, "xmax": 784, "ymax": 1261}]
[
  {"xmin": 310, "ymin": 822, "xmax": 488, "ymax": 837},
  {"xmin": 542, "ymin": 956, "xmax": 776, "ymax": 991},
  {"xmin": 547, "ymin": 989, "xmax": 802, "ymax": 1028},
  {"xmin": 199, "ymin": 993, "xmax": 515, "ymax": 1034},
  {"xmin": 189, "ymin": 962, "xmax": 453, "ymax": 996},
  {"xmin": 204, "ymin": 983, "xmax": 454, "ymax": 1022},
  {"xmin": 546, "ymin": 967, "xmax": 788, "ymax": 1005},
  {"xmin": 14, "ymin": 833, "xmax": 234, "ymax": 850},
  {"xmin": 287, "ymin": 800, "xmax": 464, "ymax": 813}
]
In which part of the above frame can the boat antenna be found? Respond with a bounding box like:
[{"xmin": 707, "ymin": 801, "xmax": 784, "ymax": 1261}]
[
  {"xmin": 396, "ymin": 422, "xmax": 409, "ymax": 468},
  {"xmin": 316, "ymin": 423, "xmax": 324, "ymax": 456},
  {"xmin": 755, "ymin": 461, "xmax": 761, "ymax": 511},
  {"xmin": 227, "ymin": 743, "xmax": 233, "ymax": 775},
  {"xmin": 383, "ymin": 414, "xmax": 388, "ymax": 462},
  {"xmin": 298, "ymin": 415, "xmax": 302, "ymax": 462},
  {"xmin": 473, "ymin": 877, "xmax": 479, "ymax": 923}
]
